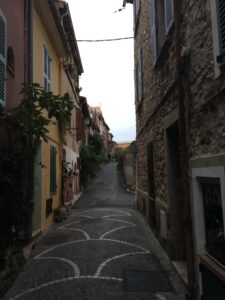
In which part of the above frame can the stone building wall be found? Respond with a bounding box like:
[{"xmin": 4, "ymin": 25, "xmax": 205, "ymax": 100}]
[
  {"xmin": 134, "ymin": 0, "xmax": 225, "ymax": 296},
  {"xmin": 135, "ymin": 0, "xmax": 179, "ymax": 251},
  {"xmin": 135, "ymin": 0, "xmax": 225, "ymax": 232},
  {"xmin": 180, "ymin": 0, "xmax": 225, "ymax": 157}
]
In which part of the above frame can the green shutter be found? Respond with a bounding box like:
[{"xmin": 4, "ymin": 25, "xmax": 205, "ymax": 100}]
[{"xmin": 50, "ymin": 145, "xmax": 56, "ymax": 193}]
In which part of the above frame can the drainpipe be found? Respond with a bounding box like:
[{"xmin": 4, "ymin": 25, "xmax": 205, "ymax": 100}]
[
  {"xmin": 24, "ymin": 0, "xmax": 34, "ymax": 243},
  {"xmin": 27, "ymin": 0, "xmax": 33, "ymax": 85},
  {"xmin": 174, "ymin": 0, "xmax": 195, "ymax": 298}
]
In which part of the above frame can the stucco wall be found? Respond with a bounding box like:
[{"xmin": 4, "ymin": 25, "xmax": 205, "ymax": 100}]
[
  {"xmin": 33, "ymin": 8, "xmax": 62, "ymax": 231},
  {"xmin": 1, "ymin": 0, "xmax": 25, "ymax": 108}
]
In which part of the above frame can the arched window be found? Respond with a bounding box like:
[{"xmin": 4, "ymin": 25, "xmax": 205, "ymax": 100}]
[{"xmin": 7, "ymin": 46, "xmax": 15, "ymax": 75}]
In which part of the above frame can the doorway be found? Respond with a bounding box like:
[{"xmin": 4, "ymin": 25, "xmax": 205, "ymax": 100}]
[{"xmin": 166, "ymin": 121, "xmax": 185, "ymax": 260}]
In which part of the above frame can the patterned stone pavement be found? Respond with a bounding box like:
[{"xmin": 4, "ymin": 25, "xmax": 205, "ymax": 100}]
[{"xmin": 4, "ymin": 164, "xmax": 188, "ymax": 300}]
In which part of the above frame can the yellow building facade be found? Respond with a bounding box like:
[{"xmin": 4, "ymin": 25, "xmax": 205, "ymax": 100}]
[
  {"xmin": 32, "ymin": 2, "xmax": 65, "ymax": 233},
  {"xmin": 32, "ymin": 0, "xmax": 83, "ymax": 234}
]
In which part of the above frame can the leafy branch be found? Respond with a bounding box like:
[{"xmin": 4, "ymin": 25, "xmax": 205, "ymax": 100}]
[{"xmin": 13, "ymin": 83, "xmax": 74, "ymax": 144}]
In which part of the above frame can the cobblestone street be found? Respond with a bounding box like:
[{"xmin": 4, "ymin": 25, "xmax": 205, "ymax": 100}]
[{"xmin": 4, "ymin": 163, "xmax": 187, "ymax": 300}]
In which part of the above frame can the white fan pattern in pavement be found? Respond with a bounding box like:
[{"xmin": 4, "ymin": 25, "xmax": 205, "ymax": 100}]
[{"xmin": 9, "ymin": 208, "xmax": 151, "ymax": 300}]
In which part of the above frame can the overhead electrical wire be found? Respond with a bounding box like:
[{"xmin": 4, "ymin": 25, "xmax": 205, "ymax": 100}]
[{"xmin": 77, "ymin": 36, "xmax": 134, "ymax": 42}]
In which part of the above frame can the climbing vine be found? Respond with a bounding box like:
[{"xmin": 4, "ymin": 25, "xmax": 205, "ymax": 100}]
[
  {"xmin": 15, "ymin": 83, "xmax": 74, "ymax": 143},
  {"xmin": 0, "ymin": 83, "xmax": 74, "ymax": 247}
]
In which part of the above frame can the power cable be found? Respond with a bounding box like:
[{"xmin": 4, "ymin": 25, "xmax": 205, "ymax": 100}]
[{"xmin": 77, "ymin": 37, "xmax": 134, "ymax": 42}]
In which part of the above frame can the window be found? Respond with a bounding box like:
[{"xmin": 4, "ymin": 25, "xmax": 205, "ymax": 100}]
[
  {"xmin": 44, "ymin": 45, "xmax": 51, "ymax": 92},
  {"xmin": 135, "ymin": 47, "xmax": 143, "ymax": 104},
  {"xmin": 216, "ymin": 0, "xmax": 225, "ymax": 64},
  {"xmin": 50, "ymin": 145, "xmax": 57, "ymax": 193},
  {"xmin": 7, "ymin": 47, "xmax": 15, "ymax": 75},
  {"xmin": 201, "ymin": 178, "xmax": 225, "ymax": 265},
  {"xmin": 0, "ymin": 10, "xmax": 7, "ymax": 106},
  {"xmin": 150, "ymin": 0, "xmax": 174, "ymax": 65}
]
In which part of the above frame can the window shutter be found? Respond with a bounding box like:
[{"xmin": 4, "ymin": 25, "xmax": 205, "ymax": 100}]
[
  {"xmin": 133, "ymin": 0, "xmax": 140, "ymax": 31},
  {"xmin": 0, "ymin": 10, "xmax": 7, "ymax": 106},
  {"xmin": 150, "ymin": 0, "xmax": 157, "ymax": 65},
  {"xmin": 164, "ymin": 0, "xmax": 174, "ymax": 34},
  {"xmin": 134, "ymin": 65, "xmax": 138, "ymax": 103},
  {"xmin": 50, "ymin": 145, "xmax": 56, "ymax": 193},
  {"xmin": 136, "ymin": 0, "xmax": 140, "ymax": 18},
  {"xmin": 138, "ymin": 47, "xmax": 143, "ymax": 102},
  {"xmin": 217, "ymin": 0, "xmax": 225, "ymax": 63},
  {"xmin": 44, "ymin": 45, "xmax": 51, "ymax": 92},
  {"xmin": 133, "ymin": 0, "xmax": 136, "ymax": 30}
]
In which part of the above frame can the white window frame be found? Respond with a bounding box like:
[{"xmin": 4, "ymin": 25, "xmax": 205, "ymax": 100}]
[
  {"xmin": 43, "ymin": 45, "xmax": 51, "ymax": 92},
  {"xmin": 191, "ymin": 165, "xmax": 225, "ymax": 296},
  {"xmin": 0, "ymin": 9, "xmax": 7, "ymax": 106}
]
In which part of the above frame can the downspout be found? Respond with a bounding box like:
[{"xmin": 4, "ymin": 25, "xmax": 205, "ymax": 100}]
[
  {"xmin": 27, "ymin": 0, "xmax": 33, "ymax": 85},
  {"xmin": 24, "ymin": 0, "xmax": 34, "ymax": 243},
  {"xmin": 174, "ymin": 0, "xmax": 195, "ymax": 298}
]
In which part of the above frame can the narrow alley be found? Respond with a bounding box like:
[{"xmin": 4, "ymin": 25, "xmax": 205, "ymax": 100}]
[{"xmin": 5, "ymin": 163, "xmax": 187, "ymax": 300}]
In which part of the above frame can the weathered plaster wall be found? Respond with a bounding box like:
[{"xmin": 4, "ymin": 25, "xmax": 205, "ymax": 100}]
[
  {"xmin": 1, "ymin": 0, "xmax": 25, "ymax": 108},
  {"xmin": 33, "ymin": 8, "xmax": 62, "ymax": 231}
]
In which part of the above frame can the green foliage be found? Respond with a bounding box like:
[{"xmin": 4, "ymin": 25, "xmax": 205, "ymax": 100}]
[
  {"xmin": 14, "ymin": 83, "xmax": 74, "ymax": 143},
  {"xmin": 80, "ymin": 145, "xmax": 101, "ymax": 187},
  {"xmin": 114, "ymin": 147, "xmax": 125, "ymax": 162},
  {"xmin": 89, "ymin": 133, "xmax": 104, "ymax": 155},
  {"xmin": 0, "ymin": 83, "xmax": 74, "ymax": 247},
  {"xmin": 0, "ymin": 135, "xmax": 26, "ymax": 248}
]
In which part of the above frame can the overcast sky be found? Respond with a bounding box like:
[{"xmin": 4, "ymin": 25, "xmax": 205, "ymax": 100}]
[{"xmin": 66, "ymin": 0, "xmax": 135, "ymax": 142}]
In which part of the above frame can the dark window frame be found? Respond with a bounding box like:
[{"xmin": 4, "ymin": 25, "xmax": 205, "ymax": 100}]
[{"xmin": 200, "ymin": 177, "xmax": 225, "ymax": 265}]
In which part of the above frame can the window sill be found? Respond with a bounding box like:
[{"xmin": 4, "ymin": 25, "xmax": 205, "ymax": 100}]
[{"xmin": 199, "ymin": 254, "xmax": 225, "ymax": 283}]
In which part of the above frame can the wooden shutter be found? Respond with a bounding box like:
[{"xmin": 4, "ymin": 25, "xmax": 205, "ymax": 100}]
[
  {"xmin": 0, "ymin": 10, "xmax": 7, "ymax": 106},
  {"xmin": 164, "ymin": 0, "xmax": 174, "ymax": 34},
  {"xmin": 50, "ymin": 145, "xmax": 56, "ymax": 193},
  {"xmin": 150, "ymin": 0, "xmax": 157, "ymax": 65},
  {"xmin": 138, "ymin": 47, "xmax": 143, "ymax": 102},
  {"xmin": 217, "ymin": 0, "xmax": 225, "ymax": 63}
]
